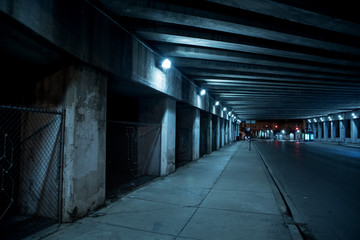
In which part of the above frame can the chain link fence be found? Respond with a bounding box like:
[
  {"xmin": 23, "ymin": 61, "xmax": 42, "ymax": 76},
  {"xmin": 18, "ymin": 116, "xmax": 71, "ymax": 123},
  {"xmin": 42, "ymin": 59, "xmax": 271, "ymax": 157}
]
[
  {"xmin": 0, "ymin": 106, "xmax": 64, "ymax": 240},
  {"xmin": 106, "ymin": 121, "xmax": 161, "ymax": 199}
]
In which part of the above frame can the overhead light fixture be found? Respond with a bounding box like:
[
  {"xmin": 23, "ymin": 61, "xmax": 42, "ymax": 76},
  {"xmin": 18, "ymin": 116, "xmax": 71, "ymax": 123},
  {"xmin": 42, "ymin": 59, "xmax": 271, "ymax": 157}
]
[
  {"xmin": 352, "ymin": 113, "xmax": 357, "ymax": 119},
  {"xmin": 215, "ymin": 101, "xmax": 220, "ymax": 106},
  {"xmin": 200, "ymin": 89, "xmax": 206, "ymax": 96},
  {"xmin": 338, "ymin": 115, "xmax": 343, "ymax": 120},
  {"xmin": 223, "ymin": 107, "xmax": 227, "ymax": 111},
  {"xmin": 161, "ymin": 58, "xmax": 171, "ymax": 70},
  {"xmin": 328, "ymin": 116, "xmax": 332, "ymax": 121},
  {"xmin": 313, "ymin": 118, "xmax": 317, "ymax": 122},
  {"xmin": 308, "ymin": 119, "xmax": 311, "ymax": 123},
  {"xmin": 320, "ymin": 118, "xmax": 324, "ymax": 122}
]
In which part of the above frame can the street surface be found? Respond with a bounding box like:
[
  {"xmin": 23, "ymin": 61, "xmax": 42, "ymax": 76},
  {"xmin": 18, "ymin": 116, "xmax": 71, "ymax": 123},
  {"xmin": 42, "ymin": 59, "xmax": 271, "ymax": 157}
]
[{"xmin": 256, "ymin": 140, "xmax": 360, "ymax": 240}]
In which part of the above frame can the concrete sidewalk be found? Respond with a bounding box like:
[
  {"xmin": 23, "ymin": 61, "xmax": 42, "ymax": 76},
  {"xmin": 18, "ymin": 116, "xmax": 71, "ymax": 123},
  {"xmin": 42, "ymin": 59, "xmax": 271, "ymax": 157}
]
[{"xmin": 28, "ymin": 141, "xmax": 298, "ymax": 240}]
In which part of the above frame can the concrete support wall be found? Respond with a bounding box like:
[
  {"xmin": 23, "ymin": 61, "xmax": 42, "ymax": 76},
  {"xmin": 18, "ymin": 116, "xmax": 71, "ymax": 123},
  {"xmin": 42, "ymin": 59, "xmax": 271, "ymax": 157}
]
[
  {"xmin": 228, "ymin": 121, "xmax": 232, "ymax": 143},
  {"xmin": 220, "ymin": 118, "xmax": 225, "ymax": 147},
  {"xmin": 330, "ymin": 121, "xmax": 335, "ymax": 141},
  {"xmin": 351, "ymin": 119, "xmax": 359, "ymax": 143},
  {"xmin": 313, "ymin": 123, "xmax": 318, "ymax": 138},
  {"xmin": 340, "ymin": 120, "xmax": 346, "ymax": 142},
  {"xmin": 139, "ymin": 97, "xmax": 176, "ymax": 176},
  {"xmin": 36, "ymin": 65, "xmax": 107, "ymax": 222},
  {"xmin": 224, "ymin": 120, "xmax": 229, "ymax": 145}
]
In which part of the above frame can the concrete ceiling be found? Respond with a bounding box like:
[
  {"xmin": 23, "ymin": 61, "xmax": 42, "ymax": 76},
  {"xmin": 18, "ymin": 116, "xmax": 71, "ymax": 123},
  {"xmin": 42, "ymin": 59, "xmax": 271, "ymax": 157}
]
[{"xmin": 97, "ymin": 0, "xmax": 360, "ymax": 120}]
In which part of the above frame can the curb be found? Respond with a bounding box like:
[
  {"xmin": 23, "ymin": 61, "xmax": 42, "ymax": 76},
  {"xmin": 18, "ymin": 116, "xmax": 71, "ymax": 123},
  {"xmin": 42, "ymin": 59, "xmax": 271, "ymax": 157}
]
[{"xmin": 254, "ymin": 144, "xmax": 304, "ymax": 240}]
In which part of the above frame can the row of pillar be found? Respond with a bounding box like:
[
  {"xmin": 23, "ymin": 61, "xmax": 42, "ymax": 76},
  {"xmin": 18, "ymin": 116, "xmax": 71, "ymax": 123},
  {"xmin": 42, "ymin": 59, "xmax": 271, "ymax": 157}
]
[
  {"xmin": 35, "ymin": 65, "xmax": 240, "ymax": 221},
  {"xmin": 308, "ymin": 119, "xmax": 360, "ymax": 143}
]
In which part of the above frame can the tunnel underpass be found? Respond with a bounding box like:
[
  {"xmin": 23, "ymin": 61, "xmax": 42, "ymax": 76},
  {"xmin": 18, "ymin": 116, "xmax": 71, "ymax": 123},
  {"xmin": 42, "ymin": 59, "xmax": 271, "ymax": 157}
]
[{"xmin": 1, "ymin": 1, "xmax": 360, "ymax": 239}]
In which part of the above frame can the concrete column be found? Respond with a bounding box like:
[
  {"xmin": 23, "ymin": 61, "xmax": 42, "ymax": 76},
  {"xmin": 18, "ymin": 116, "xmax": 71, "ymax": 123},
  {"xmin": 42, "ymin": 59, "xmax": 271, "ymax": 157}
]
[
  {"xmin": 228, "ymin": 120, "xmax": 232, "ymax": 143},
  {"xmin": 220, "ymin": 118, "xmax": 225, "ymax": 147},
  {"xmin": 340, "ymin": 120, "xmax": 346, "ymax": 142},
  {"xmin": 330, "ymin": 121, "xmax": 335, "ymax": 141},
  {"xmin": 225, "ymin": 120, "xmax": 229, "ymax": 145},
  {"xmin": 139, "ymin": 97, "xmax": 176, "ymax": 176},
  {"xmin": 200, "ymin": 112, "xmax": 212, "ymax": 156},
  {"xmin": 193, "ymin": 109, "xmax": 200, "ymax": 159},
  {"xmin": 351, "ymin": 119, "xmax": 359, "ymax": 143},
  {"xmin": 313, "ymin": 123, "xmax": 317, "ymax": 139},
  {"xmin": 36, "ymin": 65, "xmax": 107, "ymax": 222}
]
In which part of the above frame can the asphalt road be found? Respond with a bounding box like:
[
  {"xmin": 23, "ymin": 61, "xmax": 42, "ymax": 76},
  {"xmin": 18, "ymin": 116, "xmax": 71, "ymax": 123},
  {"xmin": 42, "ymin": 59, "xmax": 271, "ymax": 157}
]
[{"xmin": 255, "ymin": 140, "xmax": 360, "ymax": 240}]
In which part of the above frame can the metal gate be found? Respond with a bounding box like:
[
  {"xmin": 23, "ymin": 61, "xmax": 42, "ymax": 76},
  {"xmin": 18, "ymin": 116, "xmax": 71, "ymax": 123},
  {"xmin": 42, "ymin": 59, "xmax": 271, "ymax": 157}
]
[
  {"xmin": 176, "ymin": 127, "xmax": 193, "ymax": 168},
  {"xmin": 106, "ymin": 121, "xmax": 161, "ymax": 198},
  {"xmin": 0, "ymin": 106, "xmax": 64, "ymax": 240}
]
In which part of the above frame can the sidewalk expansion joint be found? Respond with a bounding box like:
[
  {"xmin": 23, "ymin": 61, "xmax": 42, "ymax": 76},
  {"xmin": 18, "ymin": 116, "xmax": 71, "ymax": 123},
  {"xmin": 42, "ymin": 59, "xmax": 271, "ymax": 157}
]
[
  {"xmin": 176, "ymin": 143, "xmax": 243, "ymax": 238},
  {"xmin": 83, "ymin": 218, "xmax": 178, "ymax": 238}
]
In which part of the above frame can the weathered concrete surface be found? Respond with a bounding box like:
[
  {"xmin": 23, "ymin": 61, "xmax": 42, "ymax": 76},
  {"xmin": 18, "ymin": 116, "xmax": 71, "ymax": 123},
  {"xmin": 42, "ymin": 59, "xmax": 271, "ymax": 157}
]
[{"xmin": 36, "ymin": 65, "xmax": 107, "ymax": 222}]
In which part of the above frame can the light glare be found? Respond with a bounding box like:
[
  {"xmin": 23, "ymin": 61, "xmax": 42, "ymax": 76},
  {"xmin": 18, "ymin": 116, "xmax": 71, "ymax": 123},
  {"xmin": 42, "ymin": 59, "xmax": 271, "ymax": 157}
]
[{"xmin": 161, "ymin": 58, "xmax": 171, "ymax": 69}]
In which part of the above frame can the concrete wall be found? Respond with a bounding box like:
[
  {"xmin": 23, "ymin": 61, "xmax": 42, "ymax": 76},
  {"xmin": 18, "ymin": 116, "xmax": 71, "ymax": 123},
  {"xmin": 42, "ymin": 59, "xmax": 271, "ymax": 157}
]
[{"xmin": 35, "ymin": 65, "xmax": 107, "ymax": 222}]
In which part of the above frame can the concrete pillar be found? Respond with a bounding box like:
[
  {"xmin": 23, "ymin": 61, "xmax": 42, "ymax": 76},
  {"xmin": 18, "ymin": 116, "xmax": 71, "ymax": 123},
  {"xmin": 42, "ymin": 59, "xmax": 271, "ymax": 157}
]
[
  {"xmin": 36, "ymin": 65, "xmax": 107, "ymax": 222},
  {"xmin": 313, "ymin": 123, "xmax": 317, "ymax": 139},
  {"xmin": 200, "ymin": 112, "xmax": 212, "ymax": 156},
  {"xmin": 217, "ymin": 116, "xmax": 221, "ymax": 148},
  {"xmin": 228, "ymin": 118, "xmax": 233, "ymax": 143},
  {"xmin": 351, "ymin": 119, "xmax": 359, "ymax": 143},
  {"xmin": 330, "ymin": 121, "xmax": 335, "ymax": 141},
  {"xmin": 220, "ymin": 118, "xmax": 225, "ymax": 147},
  {"xmin": 225, "ymin": 120, "xmax": 229, "ymax": 145},
  {"xmin": 340, "ymin": 120, "xmax": 346, "ymax": 142},
  {"xmin": 139, "ymin": 97, "xmax": 176, "ymax": 176}
]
